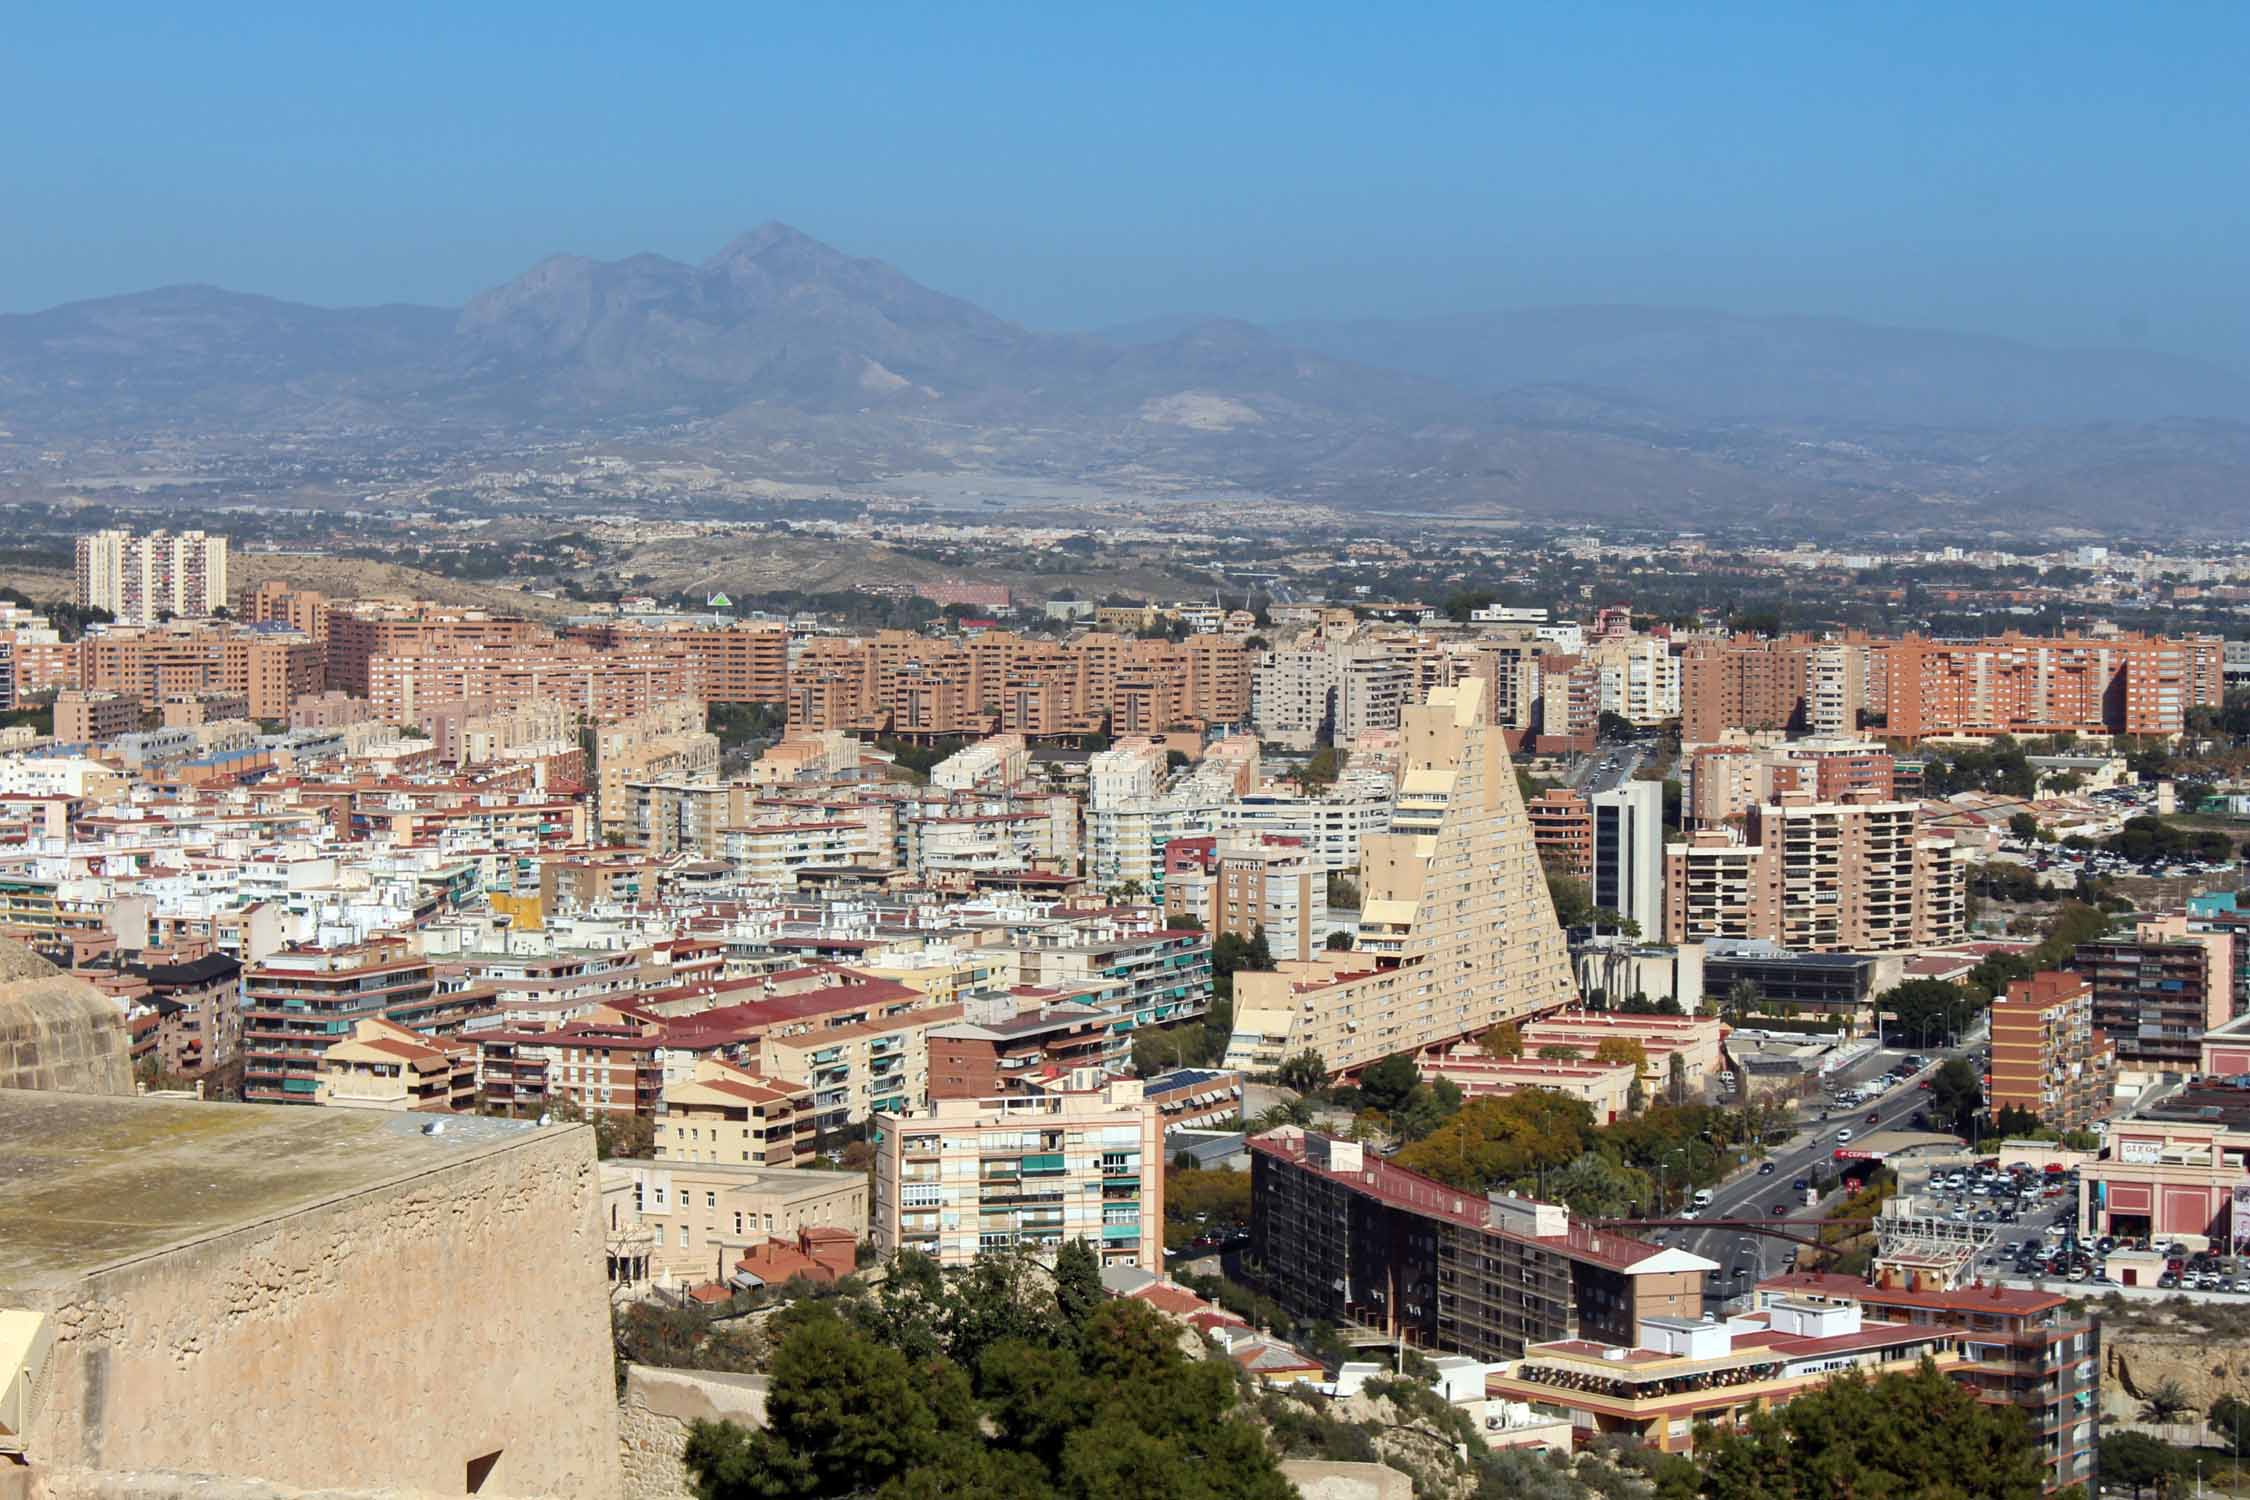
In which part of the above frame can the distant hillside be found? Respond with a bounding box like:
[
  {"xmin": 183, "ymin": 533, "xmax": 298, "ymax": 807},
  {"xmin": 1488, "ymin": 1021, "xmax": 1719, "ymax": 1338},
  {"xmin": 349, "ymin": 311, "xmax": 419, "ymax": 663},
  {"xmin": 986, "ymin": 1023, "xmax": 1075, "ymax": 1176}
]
[
  {"xmin": 5, "ymin": 225, "xmax": 2250, "ymax": 537},
  {"xmin": 1270, "ymin": 305, "xmax": 2250, "ymax": 428}
]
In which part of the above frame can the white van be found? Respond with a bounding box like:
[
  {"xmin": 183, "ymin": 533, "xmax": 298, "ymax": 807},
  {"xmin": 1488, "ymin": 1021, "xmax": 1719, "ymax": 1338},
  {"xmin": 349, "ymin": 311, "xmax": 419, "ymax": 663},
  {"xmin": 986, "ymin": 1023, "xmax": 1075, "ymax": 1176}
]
[{"xmin": 1692, "ymin": 1189, "xmax": 1715, "ymax": 1208}]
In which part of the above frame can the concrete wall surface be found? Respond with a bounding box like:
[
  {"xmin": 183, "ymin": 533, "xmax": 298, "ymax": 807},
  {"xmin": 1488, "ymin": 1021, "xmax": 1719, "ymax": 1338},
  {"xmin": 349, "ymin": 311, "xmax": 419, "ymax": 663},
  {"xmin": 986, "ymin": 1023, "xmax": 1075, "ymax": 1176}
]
[
  {"xmin": 22, "ymin": 1469, "xmax": 558, "ymax": 1500},
  {"xmin": 618, "ymin": 1364, "xmax": 770, "ymax": 1500},
  {"xmin": 0, "ymin": 940, "xmax": 133, "ymax": 1097},
  {"xmin": 21, "ymin": 1129, "xmax": 621, "ymax": 1499}
]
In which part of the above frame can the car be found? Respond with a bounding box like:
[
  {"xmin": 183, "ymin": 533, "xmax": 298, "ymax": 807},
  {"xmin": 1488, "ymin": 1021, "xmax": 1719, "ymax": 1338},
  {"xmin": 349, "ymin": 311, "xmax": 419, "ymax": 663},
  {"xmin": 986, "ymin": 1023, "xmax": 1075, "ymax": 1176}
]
[
  {"xmin": 1865, "ymin": 1110, "xmax": 1880, "ymax": 1123},
  {"xmin": 1835, "ymin": 1129, "xmax": 1854, "ymax": 1143},
  {"xmin": 2159, "ymin": 1272, "xmax": 2180, "ymax": 1289},
  {"xmin": 1759, "ymin": 1161, "xmax": 1777, "ymax": 1175},
  {"xmin": 1679, "ymin": 1208, "xmax": 1699, "ymax": 1221},
  {"xmin": 1792, "ymin": 1177, "xmax": 1808, "ymax": 1191},
  {"xmin": 1769, "ymin": 1203, "xmax": 1788, "ymax": 1216}
]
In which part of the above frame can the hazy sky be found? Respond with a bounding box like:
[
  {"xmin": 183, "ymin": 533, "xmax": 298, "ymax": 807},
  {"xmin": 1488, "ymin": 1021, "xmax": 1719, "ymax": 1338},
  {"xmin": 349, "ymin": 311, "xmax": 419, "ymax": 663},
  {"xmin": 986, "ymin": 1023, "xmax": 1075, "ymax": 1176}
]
[{"xmin": 7, "ymin": 1, "xmax": 2247, "ymax": 363}]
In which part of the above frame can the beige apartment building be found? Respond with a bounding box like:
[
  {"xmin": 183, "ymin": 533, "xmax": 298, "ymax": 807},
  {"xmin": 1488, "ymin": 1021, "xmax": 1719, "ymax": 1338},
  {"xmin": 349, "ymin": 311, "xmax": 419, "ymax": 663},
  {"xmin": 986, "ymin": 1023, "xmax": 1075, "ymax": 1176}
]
[
  {"xmin": 871, "ymin": 1078, "xmax": 1164, "ymax": 1270},
  {"xmin": 54, "ymin": 689, "xmax": 138, "ymax": 743},
  {"xmin": 1664, "ymin": 789, "xmax": 1966, "ymax": 953},
  {"xmin": 759, "ymin": 1003, "xmax": 964, "ymax": 1133},
  {"xmin": 1222, "ymin": 679, "xmax": 1577, "ymax": 1076},
  {"xmin": 593, "ymin": 698, "xmax": 720, "ymax": 838},
  {"xmin": 656, "ymin": 1057, "xmax": 816, "ymax": 1167},
  {"xmin": 314, "ymin": 1016, "xmax": 477, "ymax": 1111},
  {"xmin": 606, "ymin": 1158, "xmax": 869, "ymax": 1286}
]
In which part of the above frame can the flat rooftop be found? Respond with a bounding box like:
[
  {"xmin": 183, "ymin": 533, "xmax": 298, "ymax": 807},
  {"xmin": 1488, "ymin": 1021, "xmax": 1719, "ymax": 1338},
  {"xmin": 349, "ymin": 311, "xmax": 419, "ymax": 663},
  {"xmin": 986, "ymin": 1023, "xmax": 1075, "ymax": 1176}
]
[{"xmin": 0, "ymin": 1089, "xmax": 553, "ymax": 1290}]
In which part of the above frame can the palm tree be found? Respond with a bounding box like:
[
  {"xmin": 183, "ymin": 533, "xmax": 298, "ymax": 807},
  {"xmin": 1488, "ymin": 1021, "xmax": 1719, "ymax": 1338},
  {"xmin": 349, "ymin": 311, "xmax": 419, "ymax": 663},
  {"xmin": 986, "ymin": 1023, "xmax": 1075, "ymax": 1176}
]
[{"xmin": 2138, "ymin": 1378, "xmax": 2193, "ymax": 1427}]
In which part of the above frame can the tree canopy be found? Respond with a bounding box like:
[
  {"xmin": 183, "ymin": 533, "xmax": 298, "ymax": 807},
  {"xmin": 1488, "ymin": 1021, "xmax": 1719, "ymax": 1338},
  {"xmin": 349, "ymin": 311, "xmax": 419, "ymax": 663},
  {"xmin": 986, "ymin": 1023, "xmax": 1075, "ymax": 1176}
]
[
  {"xmin": 1681, "ymin": 1357, "xmax": 2051, "ymax": 1500},
  {"xmin": 1875, "ymin": 978, "xmax": 1979, "ymax": 1048},
  {"xmin": 684, "ymin": 1249, "xmax": 1297, "ymax": 1500}
]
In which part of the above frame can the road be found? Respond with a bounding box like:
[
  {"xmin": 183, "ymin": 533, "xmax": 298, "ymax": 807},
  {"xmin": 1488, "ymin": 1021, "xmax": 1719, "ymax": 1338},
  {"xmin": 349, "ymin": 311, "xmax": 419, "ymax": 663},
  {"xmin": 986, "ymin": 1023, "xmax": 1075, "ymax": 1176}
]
[
  {"xmin": 1569, "ymin": 742, "xmax": 1648, "ymax": 794},
  {"xmin": 1661, "ymin": 1045, "xmax": 1948, "ymax": 1308}
]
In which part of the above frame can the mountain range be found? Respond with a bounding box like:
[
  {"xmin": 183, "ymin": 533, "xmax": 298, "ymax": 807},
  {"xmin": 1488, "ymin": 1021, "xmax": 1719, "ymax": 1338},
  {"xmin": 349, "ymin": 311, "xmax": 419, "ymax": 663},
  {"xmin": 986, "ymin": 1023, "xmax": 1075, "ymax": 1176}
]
[{"xmin": 5, "ymin": 222, "xmax": 2248, "ymax": 536}]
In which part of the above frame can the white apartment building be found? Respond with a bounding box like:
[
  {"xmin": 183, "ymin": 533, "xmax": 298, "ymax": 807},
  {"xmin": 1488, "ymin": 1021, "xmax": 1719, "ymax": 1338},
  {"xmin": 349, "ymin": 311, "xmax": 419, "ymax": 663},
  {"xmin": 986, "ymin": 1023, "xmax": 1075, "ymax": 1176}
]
[
  {"xmin": 1337, "ymin": 645, "xmax": 1413, "ymax": 737},
  {"xmin": 1251, "ymin": 648, "xmax": 1338, "ymax": 752},
  {"xmin": 75, "ymin": 529, "xmax": 230, "ymax": 624},
  {"xmin": 931, "ymin": 733, "xmax": 1030, "ymax": 791},
  {"xmin": 721, "ymin": 816, "xmax": 888, "ymax": 883},
  {"xmin": 1218, "ymin": 788, "xmax": 1395, "ymax": 876}
]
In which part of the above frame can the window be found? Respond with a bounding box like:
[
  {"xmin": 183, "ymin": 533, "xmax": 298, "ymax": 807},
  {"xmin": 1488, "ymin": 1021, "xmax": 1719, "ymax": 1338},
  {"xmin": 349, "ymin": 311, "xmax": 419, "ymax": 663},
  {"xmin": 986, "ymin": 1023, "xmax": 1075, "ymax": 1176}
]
[
  {"xmin": 465, "ymin": 1451, "xmax": 503, "ymax": 1494},
  {"xmin": 734, "ymin": 1212, "xmax": 743, "ymax": 1235},
  {"xmin": 763, "ymin": 1213, "xmax": 774, "ymax": 1232},
  {"xmin": 706, "ymin": 1191, "xmax": 717, "ymax": 1210},
  {"xmin": 679, "ymin": 1224, "xmax": 689, "ymax": 1247}
]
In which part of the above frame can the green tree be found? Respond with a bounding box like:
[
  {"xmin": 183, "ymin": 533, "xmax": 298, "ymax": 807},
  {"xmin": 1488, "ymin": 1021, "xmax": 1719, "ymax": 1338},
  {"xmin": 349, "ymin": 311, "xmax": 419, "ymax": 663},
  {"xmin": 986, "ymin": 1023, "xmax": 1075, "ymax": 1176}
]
[
  {"xmin": 1593, "ymin": 1036, "xmax": 1648, "ymax": 1069},
  {"xmin": 2210, "ymin": 1394, "xmax": 2250, "ymax": 1458},
  {"xmin": 685, "ymin": 1309, "xmax": 948, "ymax": 1498},
  {"xmin": 1359, "ymin": 1051, "xmax": 1421, "ymax": 1116},
  {"xmin": 849, "ymin": 1251, "xmax": 949, "ymax": 1365},
  {"xmin": 1546, "ymin": 1150, "xmax": 1652, "ymax": 1216},
  {"xmin": 1209, "ymin": 928, "xmax": 1276, "ymax": 1001},
  {"xmin": 2099, "ymin": 1430, "xmax": 2191, "ymax": 1498},
  {"xmin": 1989, "ymin": 1104, "xmax": 2043, "ymax": 1140},
  {"xmin": 1323, "ymin": 929, "xmax": 1353, "ymax": 951},
  {"xmin": 1967, "ymin": 950, "xmax": 2034, "ymax": 999},
  {"xmin": 1479, "ymin": 1022, "xmax": 1523, "ymax": 1059},
  {"xmin": 1665, "ymin": 1050, "xmax": 1690, "ymax": 1106},
  {"xmin": 1442, "ymin": 589, "xmax": 1496, "ymax": 623},
  {"xmin": 1298, "ymin": 745, "xmax": 1345, "ymax": 790},
  {"xmin": 1876, "ymin": 977, "xmax": 1977, "ymax": 1048},
  {"xmin": 1545, "ymin": 868, "xmax": 1593, "ymax": 929},
  {"xmin": 1536, "ymin": 1044, "xmax": 1580, "ymax": 1061},
  {"xmin": 2027, "ymin": 900, "xmax": 2113, "ymax": 970},
  {"xmin": 1394, "ymin": 1090, "xmax": 1595, "ymax": 1193},
  {"xmin": 1688, "ymin": 1357, "xmax": 2048, "ymax": 1500},
  {"xmin": 2136, "ymin": 1377, "xmax": 2194, "ymax": 1427},
  {"xmin": 1928, "ymin": 1058, "xmax": 1985, "ymax": 1137},
  {"xmin": 1052, "ymin": 1237, "xmax": 1103, "ymax": 1337},
  {"xmin": 1276, "ymin": 1050, "xmax": 1328, "ymax": 1095},
  {"xmin": 1393, "ymin": 1077, "xmax": 1464, "ymax": 1143},
  {"xmin": 2007, "ymin": 811, "xmax": 2040, "ymax": 842},
  {"xmin": 943, "ymin": 1252, "xmax": 1054, "ymax": 1373}
]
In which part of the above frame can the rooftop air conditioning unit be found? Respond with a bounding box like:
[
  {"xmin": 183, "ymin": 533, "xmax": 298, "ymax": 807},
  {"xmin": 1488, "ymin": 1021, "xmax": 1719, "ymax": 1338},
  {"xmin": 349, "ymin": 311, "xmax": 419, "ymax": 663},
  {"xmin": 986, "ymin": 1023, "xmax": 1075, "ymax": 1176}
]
[{"xmin": 0, "ymin": 1309, "xmax": 54, "ymax": 1455}]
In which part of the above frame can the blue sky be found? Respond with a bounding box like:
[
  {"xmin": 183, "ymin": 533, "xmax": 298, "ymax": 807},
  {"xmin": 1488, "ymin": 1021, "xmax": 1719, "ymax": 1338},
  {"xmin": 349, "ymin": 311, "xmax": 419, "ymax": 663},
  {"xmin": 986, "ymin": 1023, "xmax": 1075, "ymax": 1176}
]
[{"xmin": 6, "ymin": 1, "xmax": 2246, "ymax": 362}]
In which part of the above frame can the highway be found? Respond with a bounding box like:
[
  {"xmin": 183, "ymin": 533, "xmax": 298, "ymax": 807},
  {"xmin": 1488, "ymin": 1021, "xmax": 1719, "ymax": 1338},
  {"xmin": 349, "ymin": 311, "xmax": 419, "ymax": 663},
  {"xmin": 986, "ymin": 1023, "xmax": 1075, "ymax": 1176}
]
[
  {"xmin": 1657, "ymin": 1045, "xmax": 1951, "ymax": 1309},
  {"xmin": 1568, "ymin": 741, "xmax": 1648, "ymax": 794}
]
